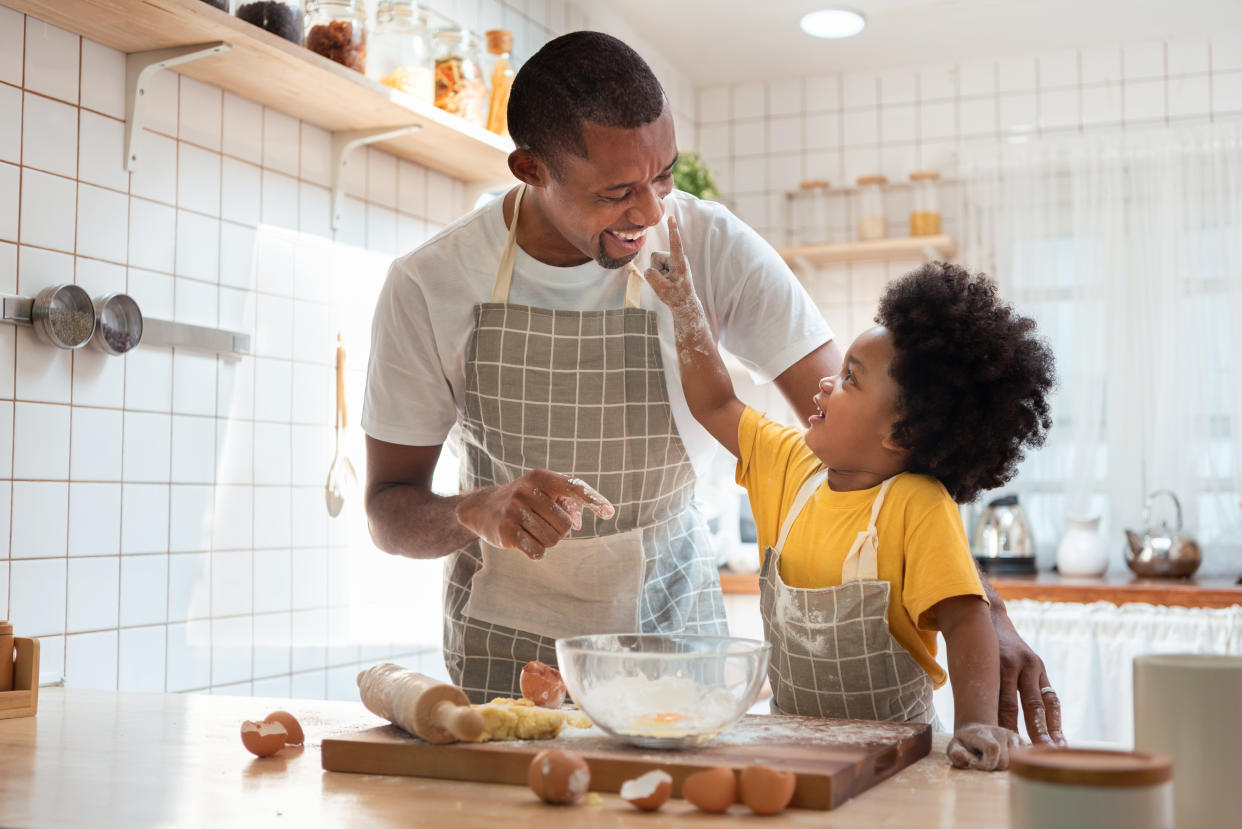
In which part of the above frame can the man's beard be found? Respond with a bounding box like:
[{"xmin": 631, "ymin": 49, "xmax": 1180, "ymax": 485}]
[{"xmin": 595, "ymin": 236, "xmax": 639, "ymax": 270}]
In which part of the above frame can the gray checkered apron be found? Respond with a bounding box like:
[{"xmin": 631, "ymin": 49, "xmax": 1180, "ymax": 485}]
[
  {"xmin": 759, "ymin": 471, "xmax": 935, "ymax": 723},
  {"xmin": 442, "ymin": 184, "xmax": 727, "ymax": 703}
]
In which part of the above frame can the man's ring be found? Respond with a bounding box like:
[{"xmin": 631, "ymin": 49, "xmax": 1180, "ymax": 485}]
[{"xmin": 1040, "ymin": 686, "xmax": 1056, "ymax": 695}]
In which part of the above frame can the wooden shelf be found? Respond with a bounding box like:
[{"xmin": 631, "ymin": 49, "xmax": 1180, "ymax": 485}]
[
  {"xmin": 718, "ymin": 568, "xmax": 1242, "ymax": 608},
  {"xmin": 8, "ymin": 0, "xmax": 515, "ymax": 184},
  {"xmin": 778, "ymin": 235, "xmax": 957, "ymax": 267}
]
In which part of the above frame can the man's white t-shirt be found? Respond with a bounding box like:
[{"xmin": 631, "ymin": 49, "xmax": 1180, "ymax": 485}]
[{"xmin": 360, "ymin": 189, "xmax": 833, "ymax": 479}]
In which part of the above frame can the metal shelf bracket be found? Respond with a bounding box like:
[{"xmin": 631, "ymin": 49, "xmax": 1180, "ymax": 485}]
[
  {"xmin": 331, "ymin": 126, "xmax": 421, "ymax": 230},
  {"xmin": 141, "ymin": 318, "xmax": 250, "ymax": 357},
  {"xmin": 125, "ymin": 41, "xmax": 232, "ymax": 172}
]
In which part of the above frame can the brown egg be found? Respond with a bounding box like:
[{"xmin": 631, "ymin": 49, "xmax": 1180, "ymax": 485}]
[
  {"xmin": 520, "ymin": 661, "xmax": 567, "ymax": 709},
  {"xmin": 619, "ymin": 769, "xmax": 672, "ymax": 811},
  {"xmin": 682, "ymin": 765, "xmax": 736, "ymax": 813},
  {"xmin": 527, "ymin": 749, "xmax": 591, "ymax": 804},
  {"xmin": 739, "ymin": 764, "xmax": 797, "ymax": 816},
  {"xmin": 240, "ymin": 720, "xmax": 288, "ymax": 757},
  {"xmin": 263, "ymin": 710, "xmax": 304, "ymax": 745}
]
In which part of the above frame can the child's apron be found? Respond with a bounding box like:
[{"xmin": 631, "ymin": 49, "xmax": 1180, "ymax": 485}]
[
  {"xmin": 442, "ymin": 183, "xmax": 727, "ymax": 702},
  {"xmin": 759, "ymin": 471, "xmax": 935, "ymax": 723}
]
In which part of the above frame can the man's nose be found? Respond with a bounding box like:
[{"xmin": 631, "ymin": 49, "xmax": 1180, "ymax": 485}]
[{"xmin": 627, "ymin": 185, "xmax": 664, "ymax": 227}]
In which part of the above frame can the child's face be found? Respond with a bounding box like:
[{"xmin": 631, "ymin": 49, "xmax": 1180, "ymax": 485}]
[{"xmin": 804, "ymin": 326, "xmax": 907, "ymax": 476}]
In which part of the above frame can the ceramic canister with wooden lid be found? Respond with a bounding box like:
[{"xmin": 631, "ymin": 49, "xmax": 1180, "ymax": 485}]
[{"xmin": 1009, "ymin": 747, "xmax": 1173, "ymax": 829}]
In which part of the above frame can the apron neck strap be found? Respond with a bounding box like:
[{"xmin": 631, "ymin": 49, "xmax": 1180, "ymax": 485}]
[
  {"xmin": 840, "ymin": 476, "xmax": 897, "ymax": 582},
  {"xmin": 491, "ymin": 183, "xmax": 644, "ymax": 309},
  {"xmin": 773, "ymin": 470, "xmax": 828, "ymax": 553}
]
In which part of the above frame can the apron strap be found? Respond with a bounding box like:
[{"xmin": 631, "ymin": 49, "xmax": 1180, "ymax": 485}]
[
  {"xmin": 841, "ymin": 476, "xmax": 897, "ymax": 582},
  {"xmin": 491, "ymin": 182, "xmax": 646, "ymax": 309},
  {"xmin": 773, "ymin": 470, "xmax": 828, "ymax": 553},
  {"xmin": 491, "ymin": 184, "xmax": 525, "ymax": 303}
]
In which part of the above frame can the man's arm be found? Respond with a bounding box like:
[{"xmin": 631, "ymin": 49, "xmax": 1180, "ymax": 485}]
[
  {"xmin": 769, "ymin": 334, "xmax": 1066, "ymax": 746},
  {"xmin": 364, "ymin": 436, "xmax": 614, "ymax": 561}
]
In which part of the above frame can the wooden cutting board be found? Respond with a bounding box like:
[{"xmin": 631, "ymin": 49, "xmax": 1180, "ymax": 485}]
[{"xmin": 321, "ymin": 714, "xmax": 932, "ymax": 810}]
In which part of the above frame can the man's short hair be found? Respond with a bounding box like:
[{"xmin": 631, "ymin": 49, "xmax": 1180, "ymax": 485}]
[{"xmin": 508, "ymin": 31, "xmax": 666, "ymax": 177}]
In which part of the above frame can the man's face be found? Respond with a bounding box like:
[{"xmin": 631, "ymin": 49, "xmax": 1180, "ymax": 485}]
[{"xmin": 537, "ymin": 108, "xmax": 678, "ymax": 269}]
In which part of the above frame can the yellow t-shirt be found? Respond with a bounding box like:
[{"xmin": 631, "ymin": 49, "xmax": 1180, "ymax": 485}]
[{"xmin": 735, "ymin": 406, "xmax": 985, "ymax": 687}]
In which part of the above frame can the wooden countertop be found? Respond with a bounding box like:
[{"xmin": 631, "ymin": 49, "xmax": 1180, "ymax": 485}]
[
  {"xmin": 719, "ymin": 568, "xmax": 1242, "ymax": 608},
  {"xmin": 0, "ymin": 689, "xmax": 1011, "ymax": 827}
]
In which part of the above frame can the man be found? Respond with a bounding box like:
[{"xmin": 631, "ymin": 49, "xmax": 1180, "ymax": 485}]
[{"xmin": 361, "ymin": 31, "xmax": 1064, "ymax": 744}]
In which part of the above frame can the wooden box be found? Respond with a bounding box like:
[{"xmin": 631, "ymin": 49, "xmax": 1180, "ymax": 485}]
[{"xmin": 0, "ymin": 638, "xmax": 40, "ymax": 720}]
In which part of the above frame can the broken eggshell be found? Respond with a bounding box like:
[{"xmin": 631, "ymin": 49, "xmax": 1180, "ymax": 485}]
[
  {"xmin": 240, "ymin": 720, "xmax": 288, "ymax": 757},
  {"xmin": 527, "ymin": 748, "xmax": 591, "ymax": 805},
  {"xmin": 619, "ymin": 769, "xmax": 672, "ymax": 811},
  {"xmin": 739, "ymin": 764, "xmax": 797, "ymax": 815},
  {"xmin": 263, "ymin": 710, "xmax": 304, "ymax": 745},
  {"xmin": 682, "ymin": 765, "xmax": 737, "ymax": 813}
]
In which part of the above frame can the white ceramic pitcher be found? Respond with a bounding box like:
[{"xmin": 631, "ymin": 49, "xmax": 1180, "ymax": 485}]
[{"xmin": 1056, "ymin": 514, "xmax": 1107, "ymax": 576}]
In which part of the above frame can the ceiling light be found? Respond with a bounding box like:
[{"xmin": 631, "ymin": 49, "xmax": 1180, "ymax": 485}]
[{"xmin": 800, "ymin": 8, "xmax": 866, "ymax": 39}]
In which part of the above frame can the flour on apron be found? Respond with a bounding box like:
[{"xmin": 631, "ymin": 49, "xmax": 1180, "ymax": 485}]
[
  {"xmin": 441, "ymin": 184, "xmax": 727, "ymax": 702},
  {"xmin": 759, "ymin": 471, "xmax": 935, "ymax": 724}
]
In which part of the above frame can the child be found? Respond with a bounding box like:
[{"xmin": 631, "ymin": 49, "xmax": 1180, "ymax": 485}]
[{"xmin": 642, "ymin": 219, "xmax": 1054, "ymax": 771}]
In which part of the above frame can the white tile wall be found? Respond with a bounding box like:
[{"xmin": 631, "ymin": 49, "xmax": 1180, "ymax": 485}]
[{"xmin": 2, "ymin": 0, "xmax": 596, "ymax": 696}]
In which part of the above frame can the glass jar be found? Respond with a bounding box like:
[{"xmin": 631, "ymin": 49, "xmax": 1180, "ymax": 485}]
[
  {"xmin": 234, "ymin": 0, "xmax": 303, "ymax": 44},
  {"xmin": 433, "ymin": 28, "xmax": 488, "ymax": 127},
  {"xmin": 305, "ymin": 0, "xmax": 367, "ymax": 73},
  {"xmin": 367, "ymin": 0, "xmax": 433, "ymax": 104},
  {"xmin": 788, "ymin": 178, "xmax": 830, "ymax": 246},
  {"xmin": 909, "ymin": 169, "xmax": 941, "ymax": 236},
  {"xmin": 482, "ymin": 29, "xmax": 515, "ymax": 137},
  {"xmin": 855, "ymin": 175, "xmax": 887, "ymax": 241}
]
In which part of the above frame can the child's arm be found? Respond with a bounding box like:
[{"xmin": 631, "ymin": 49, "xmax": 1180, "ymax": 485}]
[
  {"xmin": 640, "ymin": 217, "xmax": 745, "ymax": 457},
  {"xmin": 934, "ymin": 594, "xmax": 1020, "ymax": 771}
]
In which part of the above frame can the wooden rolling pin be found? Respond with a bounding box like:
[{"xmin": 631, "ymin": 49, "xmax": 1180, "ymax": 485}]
[{"xmin": 356, "ymin": 664, "xmax": 484, "ymax": 744}]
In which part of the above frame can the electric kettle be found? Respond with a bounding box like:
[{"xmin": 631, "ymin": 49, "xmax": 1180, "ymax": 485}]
[{"xmin": 972, "ymin": 494, "xmax": 1037, "ymax": 574}]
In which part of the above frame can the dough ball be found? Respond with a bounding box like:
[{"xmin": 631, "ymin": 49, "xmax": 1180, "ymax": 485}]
[
  {"xmin": 527, "ymin": 749, "xmax": 590, "ymax": 805},
  {"xmin": 263, "ymin": 710, "xmax": 304, "ymax": 745},
  {"xmin": 682, "ymin": 765, "xmax": 736, "ymax": 813},
  {"xmin": 240, "ymin": 720, "xmax": 287, "ymax": 757},
  {"xmin": 619, "ymin": 769, "xmax": 672, "ymax": 811},
  {"xmin": 520, "ymin": 661, "xmax": 567, "ymax": 708},
  {"xmin": 739, "ymin": 764, "xmax": 797, "ymax": 816}
]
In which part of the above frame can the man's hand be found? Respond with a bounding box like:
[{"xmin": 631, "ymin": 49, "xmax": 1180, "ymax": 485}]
[
  {"xmin": 454, "ymin": 469, "xmax": 614, "ymax": 560},
  {"xmin": 947, "ymin": 723, "xmax": 1020, "ymax": 771},
  {"xmin": 994, "ymin": 606, "xmax": 1066, "ymax": 746}
]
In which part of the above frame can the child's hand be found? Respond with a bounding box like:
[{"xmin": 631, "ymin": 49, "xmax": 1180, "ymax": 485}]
[
  {"xmin": 642, "ymin": 217, "xmax": 697, "ymax": 310},
  {"xmin": 947, "ymin": 723, "xmax": 1020, "ymax": 771}
]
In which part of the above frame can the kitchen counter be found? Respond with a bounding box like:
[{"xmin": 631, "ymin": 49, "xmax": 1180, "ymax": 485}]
[
  {"xmin": 719, "ymin": 568, "xmax": 1242, "ymax": 608},
  {"xmin": 0, "ymin": 688, "xmax": 1011, "ymax": 827}
]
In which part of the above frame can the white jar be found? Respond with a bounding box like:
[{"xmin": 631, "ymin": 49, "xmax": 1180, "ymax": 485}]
[
  {"xmin": 1055, "ymin": 514, "xmax": 1106, "ymax": 576},
  {"xmin": 1010, "ymin": 747, "xmax": 1172, "ymax": 829}
]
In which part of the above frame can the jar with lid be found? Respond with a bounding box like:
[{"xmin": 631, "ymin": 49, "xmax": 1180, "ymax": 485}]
[
  {"xmin": 787, "ymin": 179, "xmax": 830, "ymax": 246},
  {"xmin": 433, "ymin": 28, "xmax": 488, "ymax": 127},
  {"xmin": 482, "ymin": 29, "xmax": 515, "ymax": 137},
  {"xmin": 234, "ymin": 0, "xmax": 303, "ymax": 44},
  {"xmin": 909, "ymin": 169, "xmax": 941, "ymax": 236},
  {"xmin": 367, "ymin": 0, "xmax": 433, "ymax": 103},
  {"xmin": 1010, "ymin": 747, "xmax": 1172, "ymax": 829},
  {"xmin": 855, "ymin": 175, "xmax": 887, "ymax": 241},
  {"xmin": 305, "ymin": 0, "xmax": 367, "ymax": 73}
]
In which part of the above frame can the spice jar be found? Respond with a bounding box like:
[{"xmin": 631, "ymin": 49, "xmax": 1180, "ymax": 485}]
[
  {"xmin": 1010, "ymin": 747, "xmax": 1172, "ymax": 829},
  {"xmin": 482, "ymin": 29, "xmax": 515, "ymax": 137},
  {"xmin": 433, "ymin": 28, "xmax": 488, "ymax": 127},
  {"xmin": 909, "ymin": 169, "xmax": 941, "ymax": 236},
  {"xmin": 855, "ymin": 175, "xmax": 887, "ymax": 241},
  {"xmin": 368, "ymin": 0, "xmax": 433, "ymax": 104},
  {"xmin": 234, "ymin": 0, "xmax": 303, "ymax": 44},
  {"xmin": 305, "ymin": 0, "xmax": 367, "ymax": 73}
]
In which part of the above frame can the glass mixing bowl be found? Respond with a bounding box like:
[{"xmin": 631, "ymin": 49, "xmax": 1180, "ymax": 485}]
[{"xmin": 556, "ymin": 633, "xmax": 770, "ymax": 749}]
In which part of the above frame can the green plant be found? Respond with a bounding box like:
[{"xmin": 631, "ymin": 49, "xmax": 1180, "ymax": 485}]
[{"xmin": 673, "ymin": 150, "xmax": 720, "ymax": 202}]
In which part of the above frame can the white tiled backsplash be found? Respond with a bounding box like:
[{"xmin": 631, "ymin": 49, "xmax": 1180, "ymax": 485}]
[
  {"xmin": 0, "ymin": 0, "xmax": 699, "ymax": 698},
  {"xmin": 698, "ymin": 31, "xmax": 1242, "ymax": 346}
]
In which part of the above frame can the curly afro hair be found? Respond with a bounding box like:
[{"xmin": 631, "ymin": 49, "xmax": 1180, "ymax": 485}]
[{"xmin": 875, "ymin": 262, "xmax": 1055, "ymax": 504}]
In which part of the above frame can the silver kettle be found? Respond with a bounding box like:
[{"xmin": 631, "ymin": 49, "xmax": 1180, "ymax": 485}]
[
  {"xmin": 1124, "ymin": 490, "xmax": 1202, "ymax": 578},
  {"xmin": 972, "ymin": 494, "xmax": 1036, "ymax": 574}
]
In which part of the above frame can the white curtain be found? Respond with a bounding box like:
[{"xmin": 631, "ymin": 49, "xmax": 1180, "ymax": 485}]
[{"xmin": 960, "ymin": 123, "xmax": 1242, "ymax": 574}]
